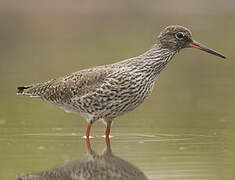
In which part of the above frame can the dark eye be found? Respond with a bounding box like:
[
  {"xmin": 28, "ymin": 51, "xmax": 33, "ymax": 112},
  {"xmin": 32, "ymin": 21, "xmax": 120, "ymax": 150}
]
[{"xmin": 175, "ymin": 32, "xmax": 184, "ymax": 40}]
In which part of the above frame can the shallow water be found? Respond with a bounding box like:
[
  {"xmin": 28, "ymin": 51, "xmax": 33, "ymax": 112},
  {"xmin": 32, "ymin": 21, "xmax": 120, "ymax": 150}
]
[
  {"xmin": 1, "ymin": 123, "xmax": 234, "ymax": 180},
  {"xmin": 1, "ymin": 0, "xmax": 235, "ymax": 179}
]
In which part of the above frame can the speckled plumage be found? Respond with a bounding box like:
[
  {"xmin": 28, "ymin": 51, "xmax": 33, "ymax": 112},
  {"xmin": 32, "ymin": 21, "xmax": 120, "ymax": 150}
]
[{"xmin": 17, "ymin": 25, "xmax": 226, "ymax": 134}]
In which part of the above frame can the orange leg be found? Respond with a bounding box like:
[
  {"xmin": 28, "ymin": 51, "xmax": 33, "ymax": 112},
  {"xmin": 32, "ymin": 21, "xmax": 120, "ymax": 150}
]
[
  {"xmin": 105, "ymin": 125, "xmax": 111, "ymax": 137},
  {"xmin": 105, "ymin": 134, "xmax": 111, "ymax": 148},
  {"xmin": 86, "ymin": 122, "xmax": 92, "ymax": 138},
  {"xmin": 105, "ymin": 123, "xmax": 111, "ymax": 147},
  {"xmin": 86, "ymin": 122, "xmax": 92, "ymax": 152},
  {"xmin": 86, "ymin": 135, "xmax": 92, "ymax": 152}
]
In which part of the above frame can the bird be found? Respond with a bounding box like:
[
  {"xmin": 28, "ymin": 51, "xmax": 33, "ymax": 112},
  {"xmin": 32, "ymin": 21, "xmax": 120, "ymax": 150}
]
[
  {"xmin": 17, "ymin": 137, "xmax": 148, "ymax": 180},
  {"xmin": 17, "ymin": 25, "xmax": 226, "ymax": 139}
]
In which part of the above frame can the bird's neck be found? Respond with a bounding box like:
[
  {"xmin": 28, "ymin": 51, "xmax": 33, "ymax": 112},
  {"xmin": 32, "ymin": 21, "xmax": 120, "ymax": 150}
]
[{"xmin": 136, "ymin": 44, "xmax": 177, "ymax": 74}]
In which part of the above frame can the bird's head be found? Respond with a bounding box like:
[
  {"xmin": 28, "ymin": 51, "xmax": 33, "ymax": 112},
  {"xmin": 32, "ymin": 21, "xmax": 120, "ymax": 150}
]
[{"xmin": 157, "ymin": 25, "xmax": 226, "ymax": 59}]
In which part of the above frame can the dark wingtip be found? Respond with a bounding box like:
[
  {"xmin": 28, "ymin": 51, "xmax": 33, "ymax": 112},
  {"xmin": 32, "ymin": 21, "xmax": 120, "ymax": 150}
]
[{"xmin": 17, "ymin": 86, "xmax": 31, "ymax": 94}]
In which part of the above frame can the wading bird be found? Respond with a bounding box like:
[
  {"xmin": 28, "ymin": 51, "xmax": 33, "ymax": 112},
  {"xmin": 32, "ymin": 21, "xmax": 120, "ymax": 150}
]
[{"xmin": 17, "ymin": 25, "xmax": 226, "ymax": 139}]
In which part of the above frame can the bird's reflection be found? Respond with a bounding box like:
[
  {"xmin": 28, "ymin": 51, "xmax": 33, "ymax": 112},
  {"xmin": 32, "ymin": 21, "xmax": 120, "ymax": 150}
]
[{"xmin": 18, "ymin": 137, "xmax": 148, "ymax": 180}]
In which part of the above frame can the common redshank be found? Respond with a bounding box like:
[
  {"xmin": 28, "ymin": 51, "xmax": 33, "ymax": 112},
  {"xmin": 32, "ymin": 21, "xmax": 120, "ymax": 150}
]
[{"xmin": 17, "ymin": 25, "xmax": 226, "ymax": 139}]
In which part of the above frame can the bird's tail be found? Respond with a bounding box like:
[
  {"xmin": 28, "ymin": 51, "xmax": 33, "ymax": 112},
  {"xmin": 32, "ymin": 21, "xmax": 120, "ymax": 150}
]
[
  {"xmin": 17, "ymin": 84, "xmax": 41, "ymax": 98},
  {"xmin": 17, "ymin": 78, "xmax": 55, "ymax": 98}
]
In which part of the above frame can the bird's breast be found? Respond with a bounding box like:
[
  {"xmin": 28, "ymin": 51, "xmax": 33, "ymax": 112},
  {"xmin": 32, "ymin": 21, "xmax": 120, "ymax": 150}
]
[{"xmin": 69, "ymin": 70, "xmax": 158, "ymax": 120}]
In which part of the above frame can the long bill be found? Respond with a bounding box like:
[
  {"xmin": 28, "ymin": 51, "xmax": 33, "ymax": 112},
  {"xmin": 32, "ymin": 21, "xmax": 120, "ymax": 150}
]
[{"xmin": 189, "ymin": 40, "xmax": 226, "ymax": 59}]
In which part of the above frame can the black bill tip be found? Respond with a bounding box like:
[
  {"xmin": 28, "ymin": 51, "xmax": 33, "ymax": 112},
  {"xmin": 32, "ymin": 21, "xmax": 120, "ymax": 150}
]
[{"xmin": 189, "ymin": 40, "xmax": 226, "ymax": 59}]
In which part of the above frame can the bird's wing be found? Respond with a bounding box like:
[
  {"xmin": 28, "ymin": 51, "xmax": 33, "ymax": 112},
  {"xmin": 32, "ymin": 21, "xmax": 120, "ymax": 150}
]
[
  {"xmin": 42, "ymin": 67, "xmax": 115, "ymax": 103},
  {"xmin": 19, "ymin": 66, "xmax": 115, "ymax": 103}
]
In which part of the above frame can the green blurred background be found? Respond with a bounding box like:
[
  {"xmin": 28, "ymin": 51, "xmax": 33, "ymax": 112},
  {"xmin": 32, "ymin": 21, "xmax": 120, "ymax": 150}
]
[{"xmin": 0, "ymin": 0, "xmax": 235, "ymax": 179}]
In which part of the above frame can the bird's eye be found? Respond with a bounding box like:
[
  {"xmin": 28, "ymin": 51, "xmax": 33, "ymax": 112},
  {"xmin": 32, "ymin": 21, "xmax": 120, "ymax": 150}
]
[{"xmin": 175, "ymin": 32, "xmax": 184, "ymax": 40}]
